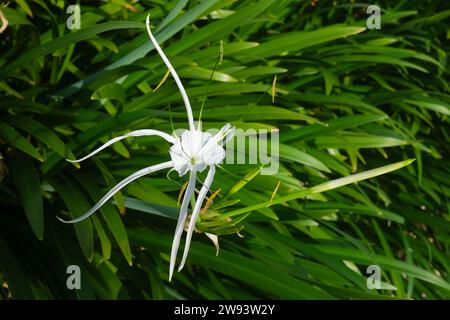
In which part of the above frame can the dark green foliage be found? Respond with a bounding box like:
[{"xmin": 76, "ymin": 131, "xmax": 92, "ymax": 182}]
[{"xmin": 0, "ymin": 0, "xmax": 448, "ymax": 299}]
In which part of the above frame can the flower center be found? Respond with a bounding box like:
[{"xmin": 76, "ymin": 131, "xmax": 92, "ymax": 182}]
[{"xmin": 169, "ymin": 129, "xmax": 226, "ymax": 176}]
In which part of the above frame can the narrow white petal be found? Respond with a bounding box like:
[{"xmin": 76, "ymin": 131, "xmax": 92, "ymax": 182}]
[
  {"xmin": 0, "ymin": 9, "xmax": 8, "ymax": 34},
  {"xmin": 146, "ymin": 13, "xmax": 195, "ymax": 131},
  {"xmin": 57, "ymin": 161, "xmax": 173, "ymax": 223},
  {"xmin": 223, "ymin": 126, "xmax": 236, "ymax": 144},
  {"xmin": 169, "ymin": 171, "xmax": 196, "ymax": 282},
  {"xmin": 200, "ymin": 124, "xmax": 235, "ymax": 158},
  {"xmin": 213, "ymin": 123, "xmax": 234, "ymax": 145},
  {"xmin": 205, "ymin": 233, "xmax": 220, "ymax": 256},
  {"xmin": 67, "ymin": 129, "xmax": 176, "ymax": 163},
  {"xmin": 178, "ymin": 166, "xmax": 216, "ymax": 271}
]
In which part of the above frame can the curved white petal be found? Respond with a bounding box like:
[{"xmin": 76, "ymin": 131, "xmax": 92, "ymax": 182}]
[
  {"xmin": 0, "ymin": 9, "xmax": 8, "ymax": 34},
  {"xmin": 178, "ymin": 166, "xmax": 216, "ymax": 271},
  {"xmin": 67, "ymin": 129, "xmax": 176, "ymax": 163},
  {"xmin": 201, "ymin": 144, "xmax": 225, "ymax": 166},
  {"xmin": 57, "ymin": 161, "xmax": 173, "ymax": 223},
  {"xmin": 223, "ymin": 125, "xmax": 236, "ymax": 145},
  {"xmin": 212, "ymin": 123, "xmax": 235, "ymax": 145},
  {"xmin": 169, "ymin": 170, "xmax": 196, "ymax": 282},
  {"xmin": 200, "ymin": 124, "xmax": 235, "ymax": 158},
  {"xmin": 146, "ymin": 13, "xmax": 195, "ymax": 131},
  {"xmin": 169, "ymin": 143, "xmax": 190, "ymax": 176},
  {"xmin": 205, "ymin": 233, "xmax": 219, "ymax": 256}
]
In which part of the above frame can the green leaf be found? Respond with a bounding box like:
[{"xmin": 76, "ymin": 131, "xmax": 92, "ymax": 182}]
[
  {"xmin": 16, "ymin": 0, "xmax": 33, "ymax": 17},
  {"xmin": 309, "ymin": 159, "xmax": 415, "ymax": 194},
  {"xmin": 315, "ymin": 134, "xmax": 409, "ymax": 149},
  {"xmin": 11, "ymin": 157, "xmax": 44, "ymax": 240},
  {"xmin": 224, "ymin": 159, "xmax": 415, "ymax": 217},
  {"xmin": 316, "ymin": 244, "xmax": 450, "ymax": 291},
  {"xmin": 75, "ymin": 177, "xmax": 133, "ymax": 266},
  {"xmin": 167, "ymin": 0, "xmax": 277, "ymax": 55},
  {"xmin": 124, "ymin": 197, "xmax": 179, "ymax": 220},
  {"xmin": 129, "ymin": 228, "xmax": 334, "ymax": 299},
  {"xmin": 0, "ymin": 122, "xmax": 43, "ymax": 162},
  {"xmin": 405, "ymin": 98, "xmax": 450, "ymax": 116},
  {"xmin": 227, "ymin": 166, "xmax": 262, "ymax": 196},
  {"xmin": 179, "ymin": 66, "xmax": 237, "ymax": 82},
  {"xmin": 245, "ymin": 224, "xmax": 295, "ymax": 263},
  {"xmin": 280, "ymin": 114, "xmax": 388, "ymax": 142},
  {"xmin": 92, "ymin": 216, "xmax": 112, "ymax": 260},
  {"xmin": 91, "ymin": 83, "xmax": 126, "ymax": 107},
  {"xmin": 280, "ymin": 144, "xmax": 331, "ymax": 172},
  {"xmin": 4, "ymin": 115, "xmax": 76, "ymax": 163},
  {"xmin": 52, "ymin": 179, "xmax": 94, "ymax": 262},
  {"xmin": 236, "ymin": 25, "xmax": 366, "ymax": 61},
  {"xmin": 1, "ymin": 7, "xmax": 32, "ymax": 26},
  {"xmin": 0, "ymin": 21, "xmax": 145, "ymax": 80},
  {"xmin": 199, "ymin": 105, "xmax": 313, "ymax": 121},
  {"xmin": 0, "ymin": 235, "xmax": 34, "ymax": 299}
]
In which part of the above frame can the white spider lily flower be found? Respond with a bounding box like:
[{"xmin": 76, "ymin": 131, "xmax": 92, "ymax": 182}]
[
  {"xmin": 169, "ymin": 125, "xmax": 233, "ymax": 176},
  {"xmin": 58, "ymin": 13, "xmax": 235, "ymax": 282}
]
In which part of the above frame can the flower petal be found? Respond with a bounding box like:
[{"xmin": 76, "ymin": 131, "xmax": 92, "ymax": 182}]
[
  {"xmin": 146, "ymin": 13, "xmax": 195, "ymax": 131},
  {"xmin": 201, "ymin": 145, "xmax": 225, "ymax": 166},
  {"xmin": 57, "ymin": 161, "xmax": 173, "ymax": 223},
  {"xmin": 213, "ymin": 123, "xmax": 235, "ymax": 145},
  {"xmin": 169, "ymin": 170, "xmax": 196, "ymax": 282},
  {"xmin": 199, "ymin": 123, "xmax": 235, "ymax": 161},
  {"xmin": 180, "ymin": 130, "xmax": 211, "ymax": 157},
  {"xmin": 205, "ymin": 233, "xmax": 220, "ymax": 256},
  {"xmin": 0, "ymin": 9, "xmax": 8, "ymax": 34},
  {"xmin": 178, "ymin": 166, "xmax": 216, "ymax": 271},
  {"xmin": 67, "ymin": 129, "xmax": 176, "ymax": 163}
]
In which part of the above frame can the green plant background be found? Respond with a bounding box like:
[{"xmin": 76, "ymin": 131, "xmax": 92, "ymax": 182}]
[{"xmin": 0, "ymin": 0, "xmax": 449, "ymax": 300}]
